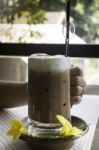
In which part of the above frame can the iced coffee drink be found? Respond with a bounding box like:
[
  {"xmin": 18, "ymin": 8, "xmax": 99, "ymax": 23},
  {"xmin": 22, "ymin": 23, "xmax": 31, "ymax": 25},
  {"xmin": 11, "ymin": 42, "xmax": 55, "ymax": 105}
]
[{"xmin": 28, "ymin": 54, "xmax": 70, "ymax": 130}]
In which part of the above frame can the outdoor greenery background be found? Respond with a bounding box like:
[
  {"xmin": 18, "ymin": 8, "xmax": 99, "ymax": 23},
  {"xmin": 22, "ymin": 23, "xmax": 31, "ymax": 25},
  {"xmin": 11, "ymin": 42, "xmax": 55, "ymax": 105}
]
[{"xmin": 0, "ymin": 0, "xmax": 99, "ymax": 43}]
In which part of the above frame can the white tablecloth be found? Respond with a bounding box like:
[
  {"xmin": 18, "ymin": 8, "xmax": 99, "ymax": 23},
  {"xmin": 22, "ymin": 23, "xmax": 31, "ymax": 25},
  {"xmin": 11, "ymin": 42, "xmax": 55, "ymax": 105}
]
[{"xmin": 0, "ymin": 95, "xmax": 99, "ymax": 150}]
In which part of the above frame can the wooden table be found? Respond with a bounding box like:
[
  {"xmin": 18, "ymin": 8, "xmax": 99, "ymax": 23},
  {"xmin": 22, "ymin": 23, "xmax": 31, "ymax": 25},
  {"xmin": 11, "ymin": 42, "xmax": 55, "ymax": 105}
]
[{"xmin": 0, "ymin": 95, "xmax": 99, "ymax": 150}]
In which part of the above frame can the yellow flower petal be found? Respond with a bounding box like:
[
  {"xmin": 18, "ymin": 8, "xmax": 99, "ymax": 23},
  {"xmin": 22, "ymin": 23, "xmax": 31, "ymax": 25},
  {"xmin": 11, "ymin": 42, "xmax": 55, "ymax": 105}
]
[
  {"xmin": 13, "ymin": 132, "xmax": 20, "ymax": 141},
  {"xmin": 7, "ymin": 128, "xmax": 20, "ymax": 140},
  {"xmin": 71, "ymin": 127, "xmax": 83, "ymax": 136},
  {"xmin": 20, "ymin": 127, "xmax": 28, "ymax": 134},
  {"xmin": 7, "ymin": 128, "xmax": 15, "ymax": 136},
  {"xmin": 10, "ymin": 119, "xmax": 24, "ymax": 128},
  {"xmin": 56, "ymin": 115, "xmax": 72, "ymax": 128},
  {"xmin": 60, "ymin": 125, "xmax": 71, "ymax": 136},
  {"xmin": 7, "ymin": 119, "xmax": 28, "ymax": 140},
  {"xmin": 56, "ymin": 115, "xmax": 83, "ymax": 137}
]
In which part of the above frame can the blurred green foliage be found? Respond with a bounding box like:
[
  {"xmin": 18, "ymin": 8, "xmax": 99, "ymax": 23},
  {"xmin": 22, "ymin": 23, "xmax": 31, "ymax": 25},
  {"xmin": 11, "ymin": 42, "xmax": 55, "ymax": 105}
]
[
  {"xmin": 0, "ymin": 0, "xmax": 99, "ymax": 43},
  {"xmin": 0, "ymin": 0, "xmax": 46, "ymax": 24},
  {"xmin": 40, "ymin": 0, "xmax": 99, "ymax": 43},
  {"xmin": 71, "ymin": 0, "xmax": 99, "ymax": 43}
]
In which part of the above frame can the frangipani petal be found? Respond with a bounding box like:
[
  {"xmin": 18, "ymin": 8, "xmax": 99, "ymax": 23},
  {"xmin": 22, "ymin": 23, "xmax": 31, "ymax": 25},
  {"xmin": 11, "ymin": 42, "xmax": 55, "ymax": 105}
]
[
  {"xmin": 56, "ymin": 115, "xmax": 83, "ymax": 137},
  {"xmin": 60, "ymin": 125, "xmax": 71, "ymax": 136},
  {"xmin": 7, "ymin": 119, "xmax": 28, "ymax": 140},
  {"xmin": 13, "ymin": 132, "xmax": 20, "ymax": 141},
  {"xmin": 7, "ymin": 128, "xmax": 15, "ymax": 136},
  {"xmin": 20, "ymin": 127, "xmax": 28, "ymax": 134},
  {"xmin": 56, "ymin": 115, "xmax": 72, "ymax": 128},
  {"xmin": 10, "ymin": 119, "xmax": 23, "ymax": 128},
  {"xmin": 71, "ymin": 127, "xmax": 83, "ymax": 136}
]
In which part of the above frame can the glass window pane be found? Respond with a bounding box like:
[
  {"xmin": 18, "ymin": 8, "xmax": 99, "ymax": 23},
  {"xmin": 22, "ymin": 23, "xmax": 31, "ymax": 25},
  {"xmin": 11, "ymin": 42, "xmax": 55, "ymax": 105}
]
[
  {"xmin": 70, "ymin": 57, "xmax": 99, "ymax": 84},
  {"xmin": 0, "ymin": 0, "xmax": 98, "ymax": 44},
  {"xmin": 70, "ymin": 0, "xmax": 99, "ymax": 44},
  {"xmin": 70, "ymin": 57, "xmax": 99, "ymax": 94}
]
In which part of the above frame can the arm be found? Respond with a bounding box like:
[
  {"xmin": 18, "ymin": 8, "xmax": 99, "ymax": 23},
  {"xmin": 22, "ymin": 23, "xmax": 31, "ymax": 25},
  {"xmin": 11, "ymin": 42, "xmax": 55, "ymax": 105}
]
[{"xmin": 0, "ymin": 80, "xmax": 27, "ymax": 109}]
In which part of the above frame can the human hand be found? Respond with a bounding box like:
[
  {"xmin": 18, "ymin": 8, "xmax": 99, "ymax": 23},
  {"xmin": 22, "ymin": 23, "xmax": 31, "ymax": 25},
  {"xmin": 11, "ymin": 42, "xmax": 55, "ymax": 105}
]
[{"xmin": 70, "ymin": 66, "xmax": 86, "ymax": 105}]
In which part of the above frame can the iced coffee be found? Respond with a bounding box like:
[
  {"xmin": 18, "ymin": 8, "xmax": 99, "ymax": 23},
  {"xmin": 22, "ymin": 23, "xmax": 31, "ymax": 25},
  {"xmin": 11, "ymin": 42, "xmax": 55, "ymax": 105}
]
[{"xmin": 28, "ymin": 54, "xmax": 70, "ymax": 129}]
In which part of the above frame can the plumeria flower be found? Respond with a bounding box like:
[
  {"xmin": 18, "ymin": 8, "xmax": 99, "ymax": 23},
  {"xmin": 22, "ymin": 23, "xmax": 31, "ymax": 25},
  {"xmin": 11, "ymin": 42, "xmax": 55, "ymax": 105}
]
[
  {"xmin": 7, "ymin": 119, "xmax": 28, "ymax": 140},
  {"xmin": 56, "ymin": 115, "xmax": 83, "ymax": 137}
]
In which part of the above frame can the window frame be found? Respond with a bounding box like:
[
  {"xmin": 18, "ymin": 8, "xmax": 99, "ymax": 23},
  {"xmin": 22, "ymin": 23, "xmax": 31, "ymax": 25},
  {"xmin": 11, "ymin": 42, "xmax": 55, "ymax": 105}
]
[{"xmin": 0, "ymin": 43, "xmax": 99, "ymax": 57}]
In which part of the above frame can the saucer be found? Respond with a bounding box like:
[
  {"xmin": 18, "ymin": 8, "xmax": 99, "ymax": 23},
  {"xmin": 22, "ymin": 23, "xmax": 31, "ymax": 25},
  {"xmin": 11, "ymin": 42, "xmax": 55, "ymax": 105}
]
[{"xmin": 20, "ymin": 116, "xmax": 89, "ymax": 150}]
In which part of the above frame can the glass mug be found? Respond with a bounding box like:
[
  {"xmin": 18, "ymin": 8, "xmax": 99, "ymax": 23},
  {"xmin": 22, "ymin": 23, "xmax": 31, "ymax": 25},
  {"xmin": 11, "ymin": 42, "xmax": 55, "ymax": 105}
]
[{"xmin": 28, "ymin": 53, "xmax": 71, "ymax": 136}]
